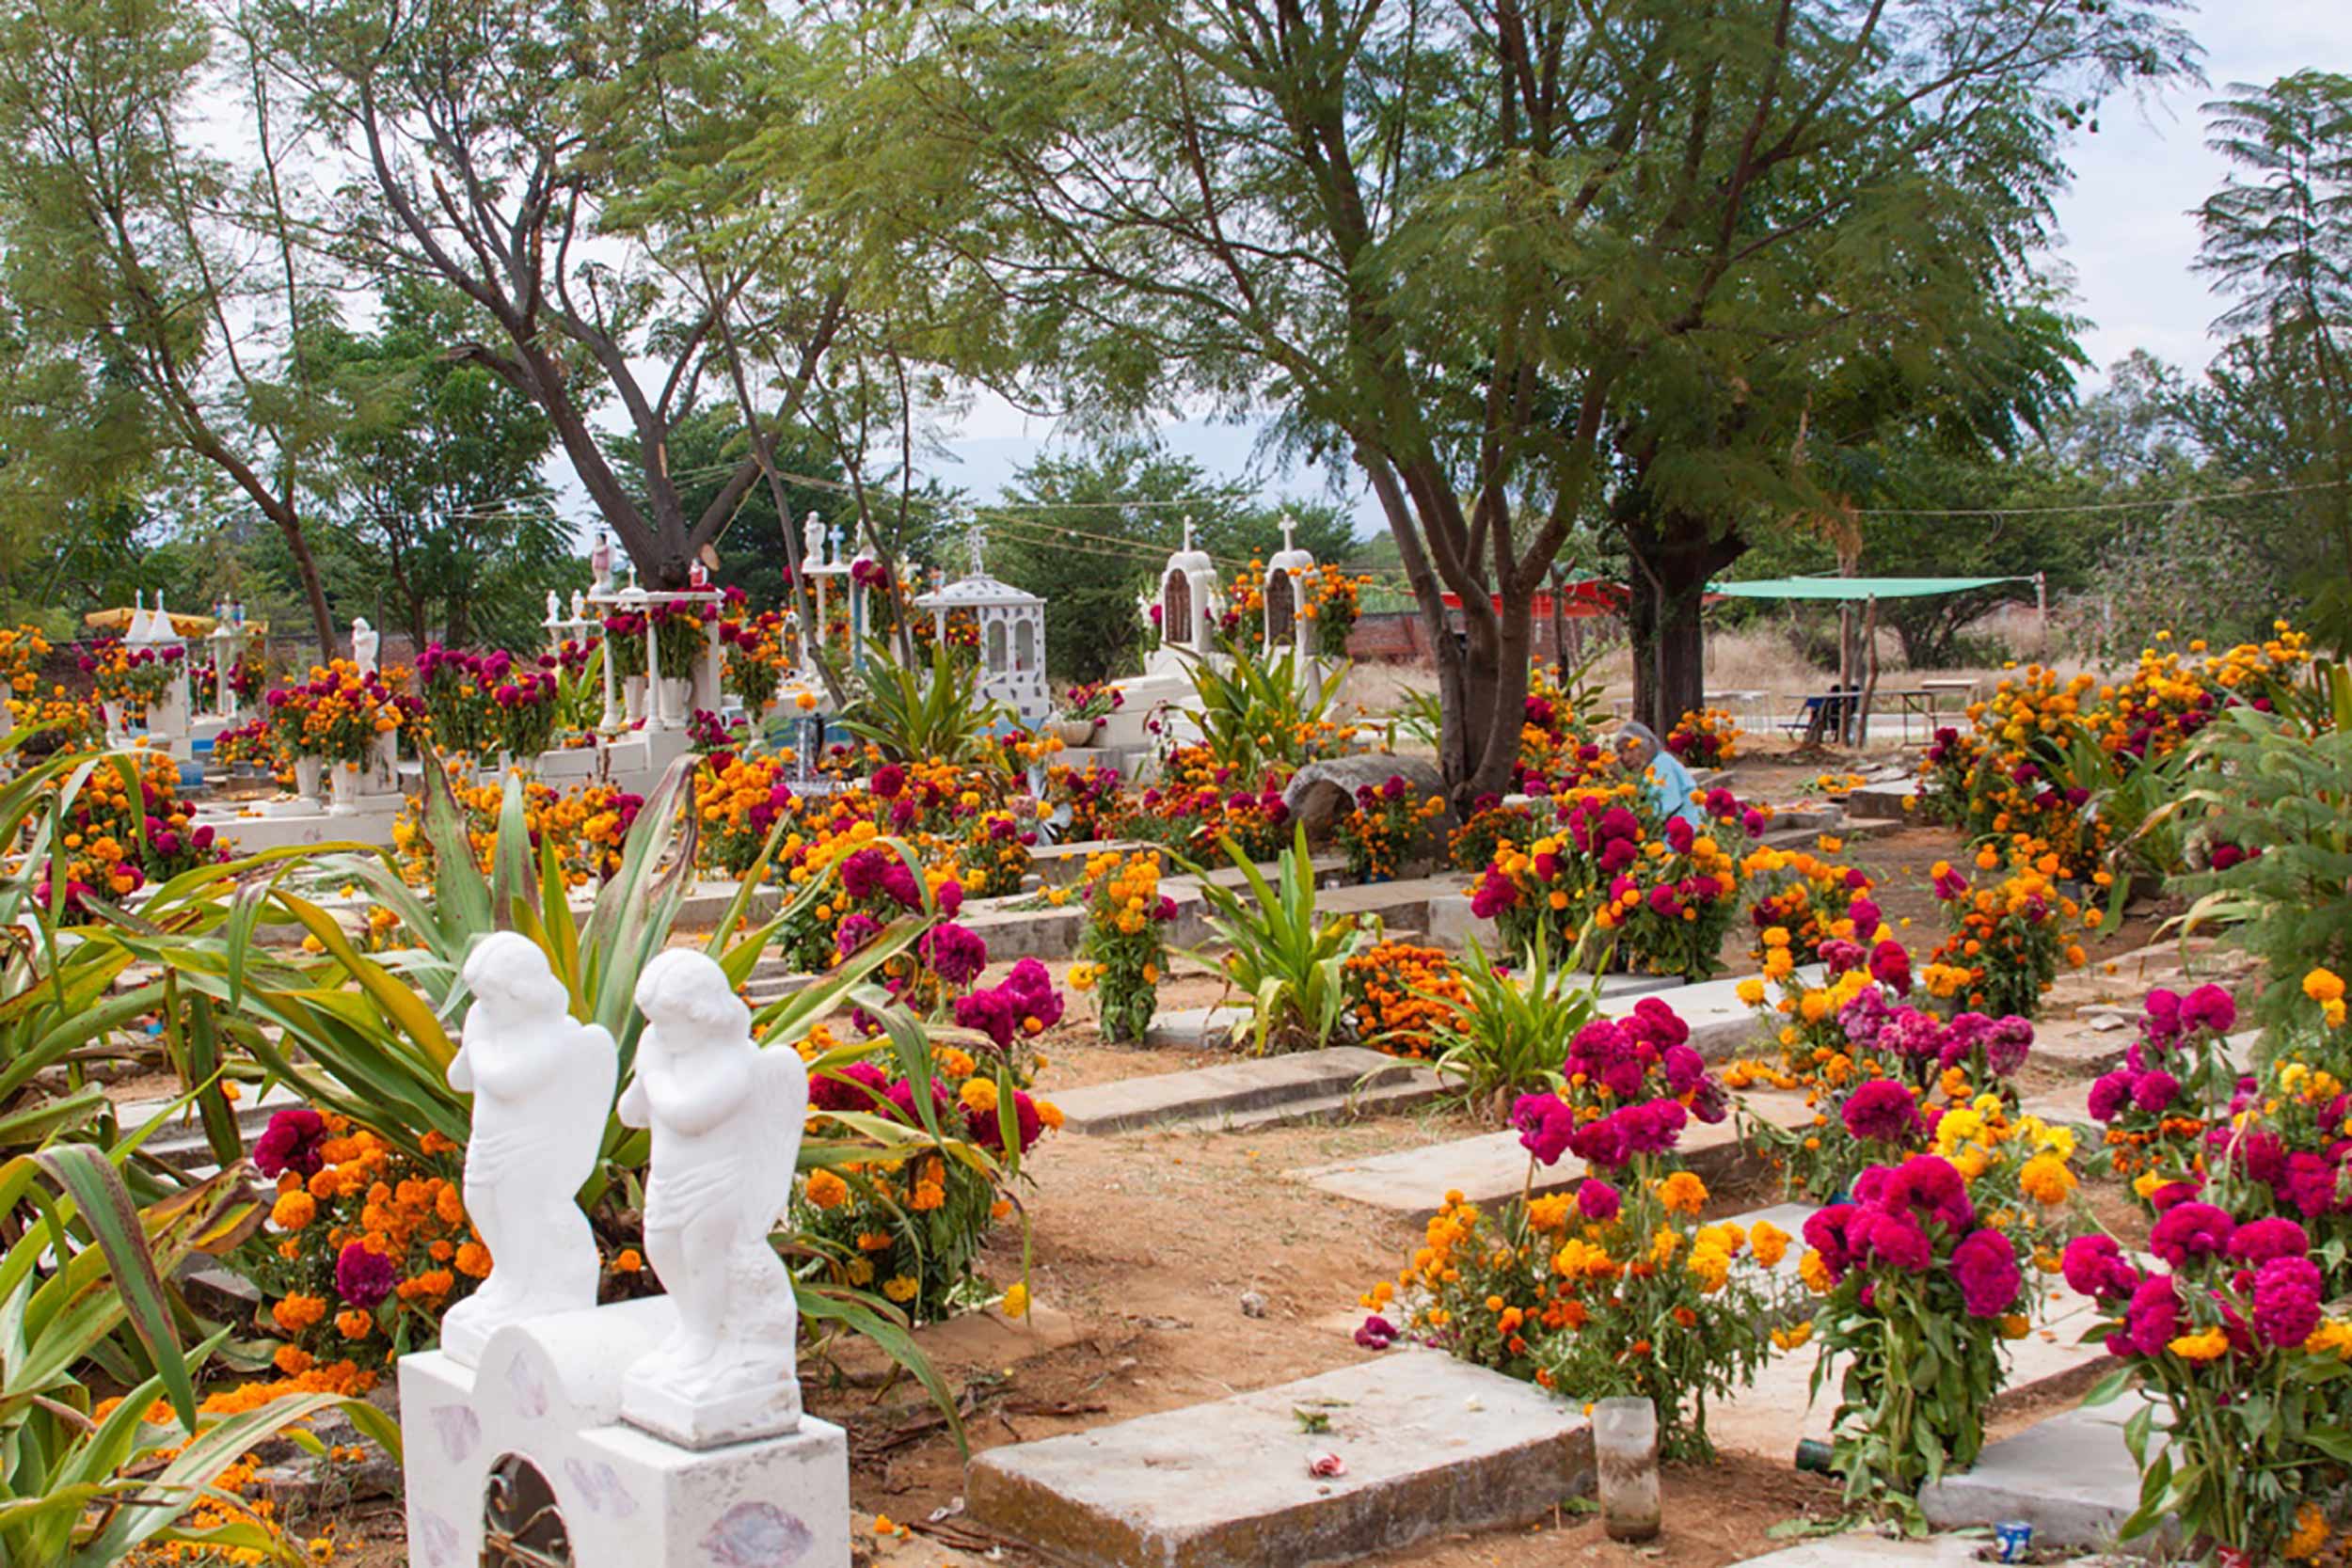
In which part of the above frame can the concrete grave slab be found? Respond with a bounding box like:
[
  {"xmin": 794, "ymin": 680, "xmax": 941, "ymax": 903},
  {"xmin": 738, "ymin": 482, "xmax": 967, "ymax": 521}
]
[
  {"xmin": 1054, "ymin": 1047, "xmax": 1440, "ymax": 1134},
  {"xmin": 1142, "ymin": 1006, "xmax": 1260, "ymax": 1052},
  {"xmin": 1920, "ymin": 1399, "xmax": 2173, "ymax": 1550},
  {"xmin": 1288, "ymin": 1090, "xmax": 1815, "ymax": 1217},
  {"xmin": 966, "ymin": 1351, "xmax": 1590, "ymax": 1568}
]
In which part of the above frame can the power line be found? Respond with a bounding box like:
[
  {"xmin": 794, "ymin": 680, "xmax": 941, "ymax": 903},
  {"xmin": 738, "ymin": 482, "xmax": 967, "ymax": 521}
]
[{"xmin": 1849, "ymin": 475, "xmax": 2350, "ymax": 518}]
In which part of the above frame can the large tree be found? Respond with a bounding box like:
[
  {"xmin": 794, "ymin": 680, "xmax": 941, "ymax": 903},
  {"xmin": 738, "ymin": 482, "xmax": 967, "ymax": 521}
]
[
  {"xmin": 2192, "ymin": 71, "xmax": 2352, "ymax": 649},
  {"xmin": 310, "ymin": 280, "xmax": 566, "ymax": 650},
  {"xmin": 818, "ymin": 0, "xmax": 2194, "ymax": 797},
  {"xmin": 0, "ymin": 0, "xmax": 343, "ymax": 648},
  {"xmin": 261, "ymin": 0, "xmax": 854, "ymax": 589}
]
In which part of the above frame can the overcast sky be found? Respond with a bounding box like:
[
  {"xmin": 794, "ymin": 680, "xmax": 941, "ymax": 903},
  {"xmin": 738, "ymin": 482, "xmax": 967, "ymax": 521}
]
[{"xmin": 923, "ymin": 1, "xmax": 2352, "ymax": 532}]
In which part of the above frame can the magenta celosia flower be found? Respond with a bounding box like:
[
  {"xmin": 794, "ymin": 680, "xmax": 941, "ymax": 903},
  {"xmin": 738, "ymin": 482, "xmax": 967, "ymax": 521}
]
[
  {"xmin": 1868, "ymin": 940, "xmax": 1912, "ymax": 996},
  {"xmin": 1804, "ymin": 1205, "xmax": 1859, "ymax": 1280},
  {"xmin": 2149, "ymin": 1201, "xmax": 2236, "ymax": 1268},
  {"xmin": 2088, "ymin": 1070, "xmax": 2134, "ymax": 1123},
  {"xmin": 1840, "ymin": 1080, "xmax": 1924, "ymax": 1144},
  {"xmin": 2251, "ymin": 1256, "xmax": 2323, "ymax": 1348},
  {"xmin": 1853, "ymin": 1210, "xmax": 1933, "ymax": 1272},
  {"xmin": 2227, "ymin": 1216, "xmax": 2311, "ymax": 1267},
  {"xmin": 810, "ymin": 1061, "xmax": 890, "ymax": 1113},
  {"xmin": 335, "ymin": 1241, "xmax": 398, "ymax": 1309},
  {"xmin": 2061, "ymin": 1234, "xmax": 2137, "ymax": 1302},
  {"xmin": 2122, "ymin": 1274, "xmax": 2180, "ymax": 1357},
  {"xmin": 918, "ymin": 921, "xmax": 989, "ymax": 987},
  {"xmin": 1355, "ymin": 1315, "xmax": 1397, "ymax": 1350},
  {"xmin": 253, "ymin": 1107, "xmax": 327, "ymax": 1178},
  {"xmin": 1951, "ymin": 1228, "xmax": 2022, "ymax": 1318},
  {"xmin": 2180, "ymin": 983, "xmax": 2236, "ymax": 1037},
  {"xmin": 1577, "ymin": 1180, "xmax": 1621, "ymax": 1222},
  {"xmin": 2132, "ymin": 1069, "xmax": 2181, "ymax": 1115},
  {"xmin": 1512, "ymin": 1093, "xmax": 1575, "ymax": 1166}
]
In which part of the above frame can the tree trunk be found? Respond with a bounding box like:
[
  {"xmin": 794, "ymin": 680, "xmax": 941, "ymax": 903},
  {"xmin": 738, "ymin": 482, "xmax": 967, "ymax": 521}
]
[
  {"xmin": 1622, "ymin": 505, "xmax": 1744, "ymax": 736},
  {"xmin": 269, "ymin": 503, "xmax": 338, "ymax": 657}
]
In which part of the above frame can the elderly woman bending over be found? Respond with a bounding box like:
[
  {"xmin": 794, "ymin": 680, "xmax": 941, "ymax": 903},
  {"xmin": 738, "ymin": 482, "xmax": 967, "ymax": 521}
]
[{"xmin": 1613, "ymin": 721, "xmax": 1706, "ymax": 826}]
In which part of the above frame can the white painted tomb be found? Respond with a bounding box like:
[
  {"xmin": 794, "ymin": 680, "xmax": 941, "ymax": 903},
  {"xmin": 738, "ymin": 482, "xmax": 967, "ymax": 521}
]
[{"xmin": 399, "ymin": 942, "xmax": 849, "ymax": 1568}]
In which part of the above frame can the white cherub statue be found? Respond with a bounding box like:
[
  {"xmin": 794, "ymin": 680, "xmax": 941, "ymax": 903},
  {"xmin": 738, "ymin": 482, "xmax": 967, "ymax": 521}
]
[
  {"xmin": 618, "ymin": 949, "xmax": 807, "ymax": 1447},
  {"xmin": 437, "ymin": 933, "xmax": 618, "ymax": 1368},
  {"xmin": 350, "ymin": 617, "xmax": 379, "ymax": 677}
]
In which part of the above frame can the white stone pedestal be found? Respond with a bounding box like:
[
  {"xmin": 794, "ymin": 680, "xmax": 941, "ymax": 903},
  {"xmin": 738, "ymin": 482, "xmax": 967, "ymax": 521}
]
[{"xmin": 399, "ymin": 1297, "xmax": 850, "ymax": 1568}]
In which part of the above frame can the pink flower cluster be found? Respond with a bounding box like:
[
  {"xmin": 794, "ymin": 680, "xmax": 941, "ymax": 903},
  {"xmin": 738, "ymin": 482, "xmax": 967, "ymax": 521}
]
[
  {"xmin": 1804, "ymin": 1154, "xmax": 2023, "ymax": 1318},
  {"xmin": 2088, "ymin": 985, "xmax": 2237, "ymax": 1129},
  {"xmin": 1840, "ymin": 994, "xmax": 2033, "ymax": 1081},
  {"xmin": 2073, "ymin": 1210, "xmax": 2327, "ymax": 1359},
  {"xmin": 952, "ymin": 958, "xmax": 1064, "ymax": 1051},
  {"xmin": 1512, "ymin": 999, "xmax": 1725, "ymax": 1170}
]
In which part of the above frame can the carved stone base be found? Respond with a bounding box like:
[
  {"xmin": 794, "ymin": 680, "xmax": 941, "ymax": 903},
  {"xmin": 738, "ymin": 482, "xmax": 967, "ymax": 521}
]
[
  {"xmin": 400, "ymin": 1298, "xmax": 849, "ymax": 1568},
  {"xmin": 621, "ymin": 1364, "xmax": 803, "ymax": 1451}
]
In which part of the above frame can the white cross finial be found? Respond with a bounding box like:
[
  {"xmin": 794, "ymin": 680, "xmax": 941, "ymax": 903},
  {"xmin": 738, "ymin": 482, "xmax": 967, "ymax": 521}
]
[
  {"xmin": 1181, "ymin": 516, "xmax": 1195, "ymax": 554},
  {"xmin": 1280, "ymin": 514, "xmax": 1296, "ymax": 554},
  {"xmin": 967, "ymin": 524, "xmax": 987, "ymax": 578}
]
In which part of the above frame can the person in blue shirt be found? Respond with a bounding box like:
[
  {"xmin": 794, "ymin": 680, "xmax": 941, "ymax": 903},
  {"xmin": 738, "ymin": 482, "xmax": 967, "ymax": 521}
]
[{"xmin": 1614, "ymin": 721, "xmax": 1707, "ymax": 826}]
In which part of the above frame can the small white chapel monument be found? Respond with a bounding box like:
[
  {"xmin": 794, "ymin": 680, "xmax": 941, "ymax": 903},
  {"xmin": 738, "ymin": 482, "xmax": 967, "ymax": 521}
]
[{"xmin": 398, "ymin": 942, "xmax": 850, "ymax": 1568}]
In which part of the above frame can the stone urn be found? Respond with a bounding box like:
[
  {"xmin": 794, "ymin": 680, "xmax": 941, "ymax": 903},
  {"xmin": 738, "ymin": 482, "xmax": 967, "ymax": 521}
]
[{"xmin": 1054, "ymin": 718, "xmax": 1098, "ymax": 748}]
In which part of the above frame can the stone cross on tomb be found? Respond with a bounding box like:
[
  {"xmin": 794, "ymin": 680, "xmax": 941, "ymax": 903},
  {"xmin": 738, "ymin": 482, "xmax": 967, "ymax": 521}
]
[{"xmin": 967, "ymin": 523, "xmax": 988, "ymax": 578}]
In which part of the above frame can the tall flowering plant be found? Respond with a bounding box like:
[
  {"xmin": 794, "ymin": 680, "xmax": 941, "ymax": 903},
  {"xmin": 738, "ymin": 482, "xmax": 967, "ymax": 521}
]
[
  {"xmin": 2069, "ymin": 975, "xmax": 2352, "ymax": 1560},
  {"xmin": 794, "ymin": 1026, "xmax": 1064, "ymax": 1325},
  {"xmin": 1921, "ymin": 847, "xmax": 2099, "ymax": 1018},
  {"xmin": 1333, "ymin": 774, "xmax": 1445, "ymax": 881},
  {"xmin": 1742, "ymin": 846, "xmax": 1877, "ymax": 965},
  {"xmin": 1303, "ymin": 563, "xmax": 1368, "ymax": 657},
  {"xmin": 1067, "ymin": 849, "xmax": 1176, "ymax": 1044},
  {"xmin": 1041, "ymin": 761, "xmax": 1124, "ymax": 843},
  {"xmin": 722, "ymin": 605, "xmax": 787, "ymax": 711},
  {"xmin": 1363, "ymin": 998, "xmax": 1792, "ymax": 1459},
  {"xmin": 1470, "ymin": 784, "xmax": 1756, "ymax": 979},
  {"xmin": 246, "ymin": 1108, "xmax": 484, "ymax": 1376},
  {"xmin": 1798, "ymin": 1154, "xmax": 2037, "ymax": 1515},
  {"xmin": 0, "ymin": 623, "xmax": 49, "ymax": 697},
  {"xmin": 1665, "ymin": 706, "xmax": 1739, "ymax": 768},
  {"xmin": 1342, "ymin": 941, "xmax": 1466, "ymax": 1060},
  {"xmin": 2086, "ymin": 983, "xmax": 2241, "ymax": 1197}
]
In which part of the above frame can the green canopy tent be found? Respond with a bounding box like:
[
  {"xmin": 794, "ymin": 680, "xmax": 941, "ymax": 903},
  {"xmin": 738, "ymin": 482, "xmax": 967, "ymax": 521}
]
[
  {"xmin": 1705, "ymin": 574, "xmax": 2034, "ymax": 599},
  {"xmin": 1703, "ymin": 574, "xmax": 2045, "ymax": 744}
]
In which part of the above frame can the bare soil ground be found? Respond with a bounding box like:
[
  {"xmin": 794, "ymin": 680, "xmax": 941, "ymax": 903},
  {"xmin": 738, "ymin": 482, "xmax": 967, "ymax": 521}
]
[{"xmin": 215, "ymin": 739, "xmax": 2221, "ymax": 1565}]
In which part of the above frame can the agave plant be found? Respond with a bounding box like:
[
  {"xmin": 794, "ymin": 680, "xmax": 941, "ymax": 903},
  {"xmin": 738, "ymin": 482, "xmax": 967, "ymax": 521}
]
[
  {"xmin": 1417, "ymin": 928, "xmax": 1600, "ymax": 1117},
  {"xmin": 832, "ymin": 638, "xmax": 1010, "ymax": 766},
  {"xmin": 1185, "ymin": 824, "xmax": 1368, "ymax": 1053},
  {"xmin": 1179, "ymin": 644, "xmax": 1348, "ymax": 777}
]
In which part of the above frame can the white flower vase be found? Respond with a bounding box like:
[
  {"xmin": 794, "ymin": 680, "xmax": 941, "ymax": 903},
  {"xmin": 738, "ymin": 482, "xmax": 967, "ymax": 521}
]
[
  {"xmin": 370, "ymin": 730, "xmax": 400, "ymax": 792},
  {"xmin": 102, "ymin": 701, "xmax": 127, "ymax": 745},
  {"xmin": 294, "ymin": 754, "xmax": 324, "ymax": 807},
  {"xmin": 656, "ymin": 675, "xmax": 692, "ymax": 728},
  {"xmin": 624, "ymin": 675, "xmax": 647, "ymax": 723},
  {"xmin": 327, "ymin": 761, "xmax": 360, "ymax": 816}
]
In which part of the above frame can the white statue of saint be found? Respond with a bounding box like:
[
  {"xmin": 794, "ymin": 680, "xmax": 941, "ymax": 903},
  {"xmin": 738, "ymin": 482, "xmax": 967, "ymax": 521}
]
[
  {"xmin": 545, "ymin": 589, "xmax": 562, "ymax": 625},
  {"xmin": 618, "ymin": 949, "xmax": 807, "ymax": 1447},
  {"xmin": 438, "ymin": 933, "xmax": 618, "ymax": 1368},
  {"xmin": 570, "ymin": 589, "xmax": 587, "ymax": 622},
  {"xmin": 591, "ymin": 529, "xmax": 614, "ymax": 594},
  {"xmin": 801, "ymin": 511, "xmax": 827, "ymax": 573},
  {"xmin": 350, "ymin": 618, "xmax": 379, "ymax": 677}
]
